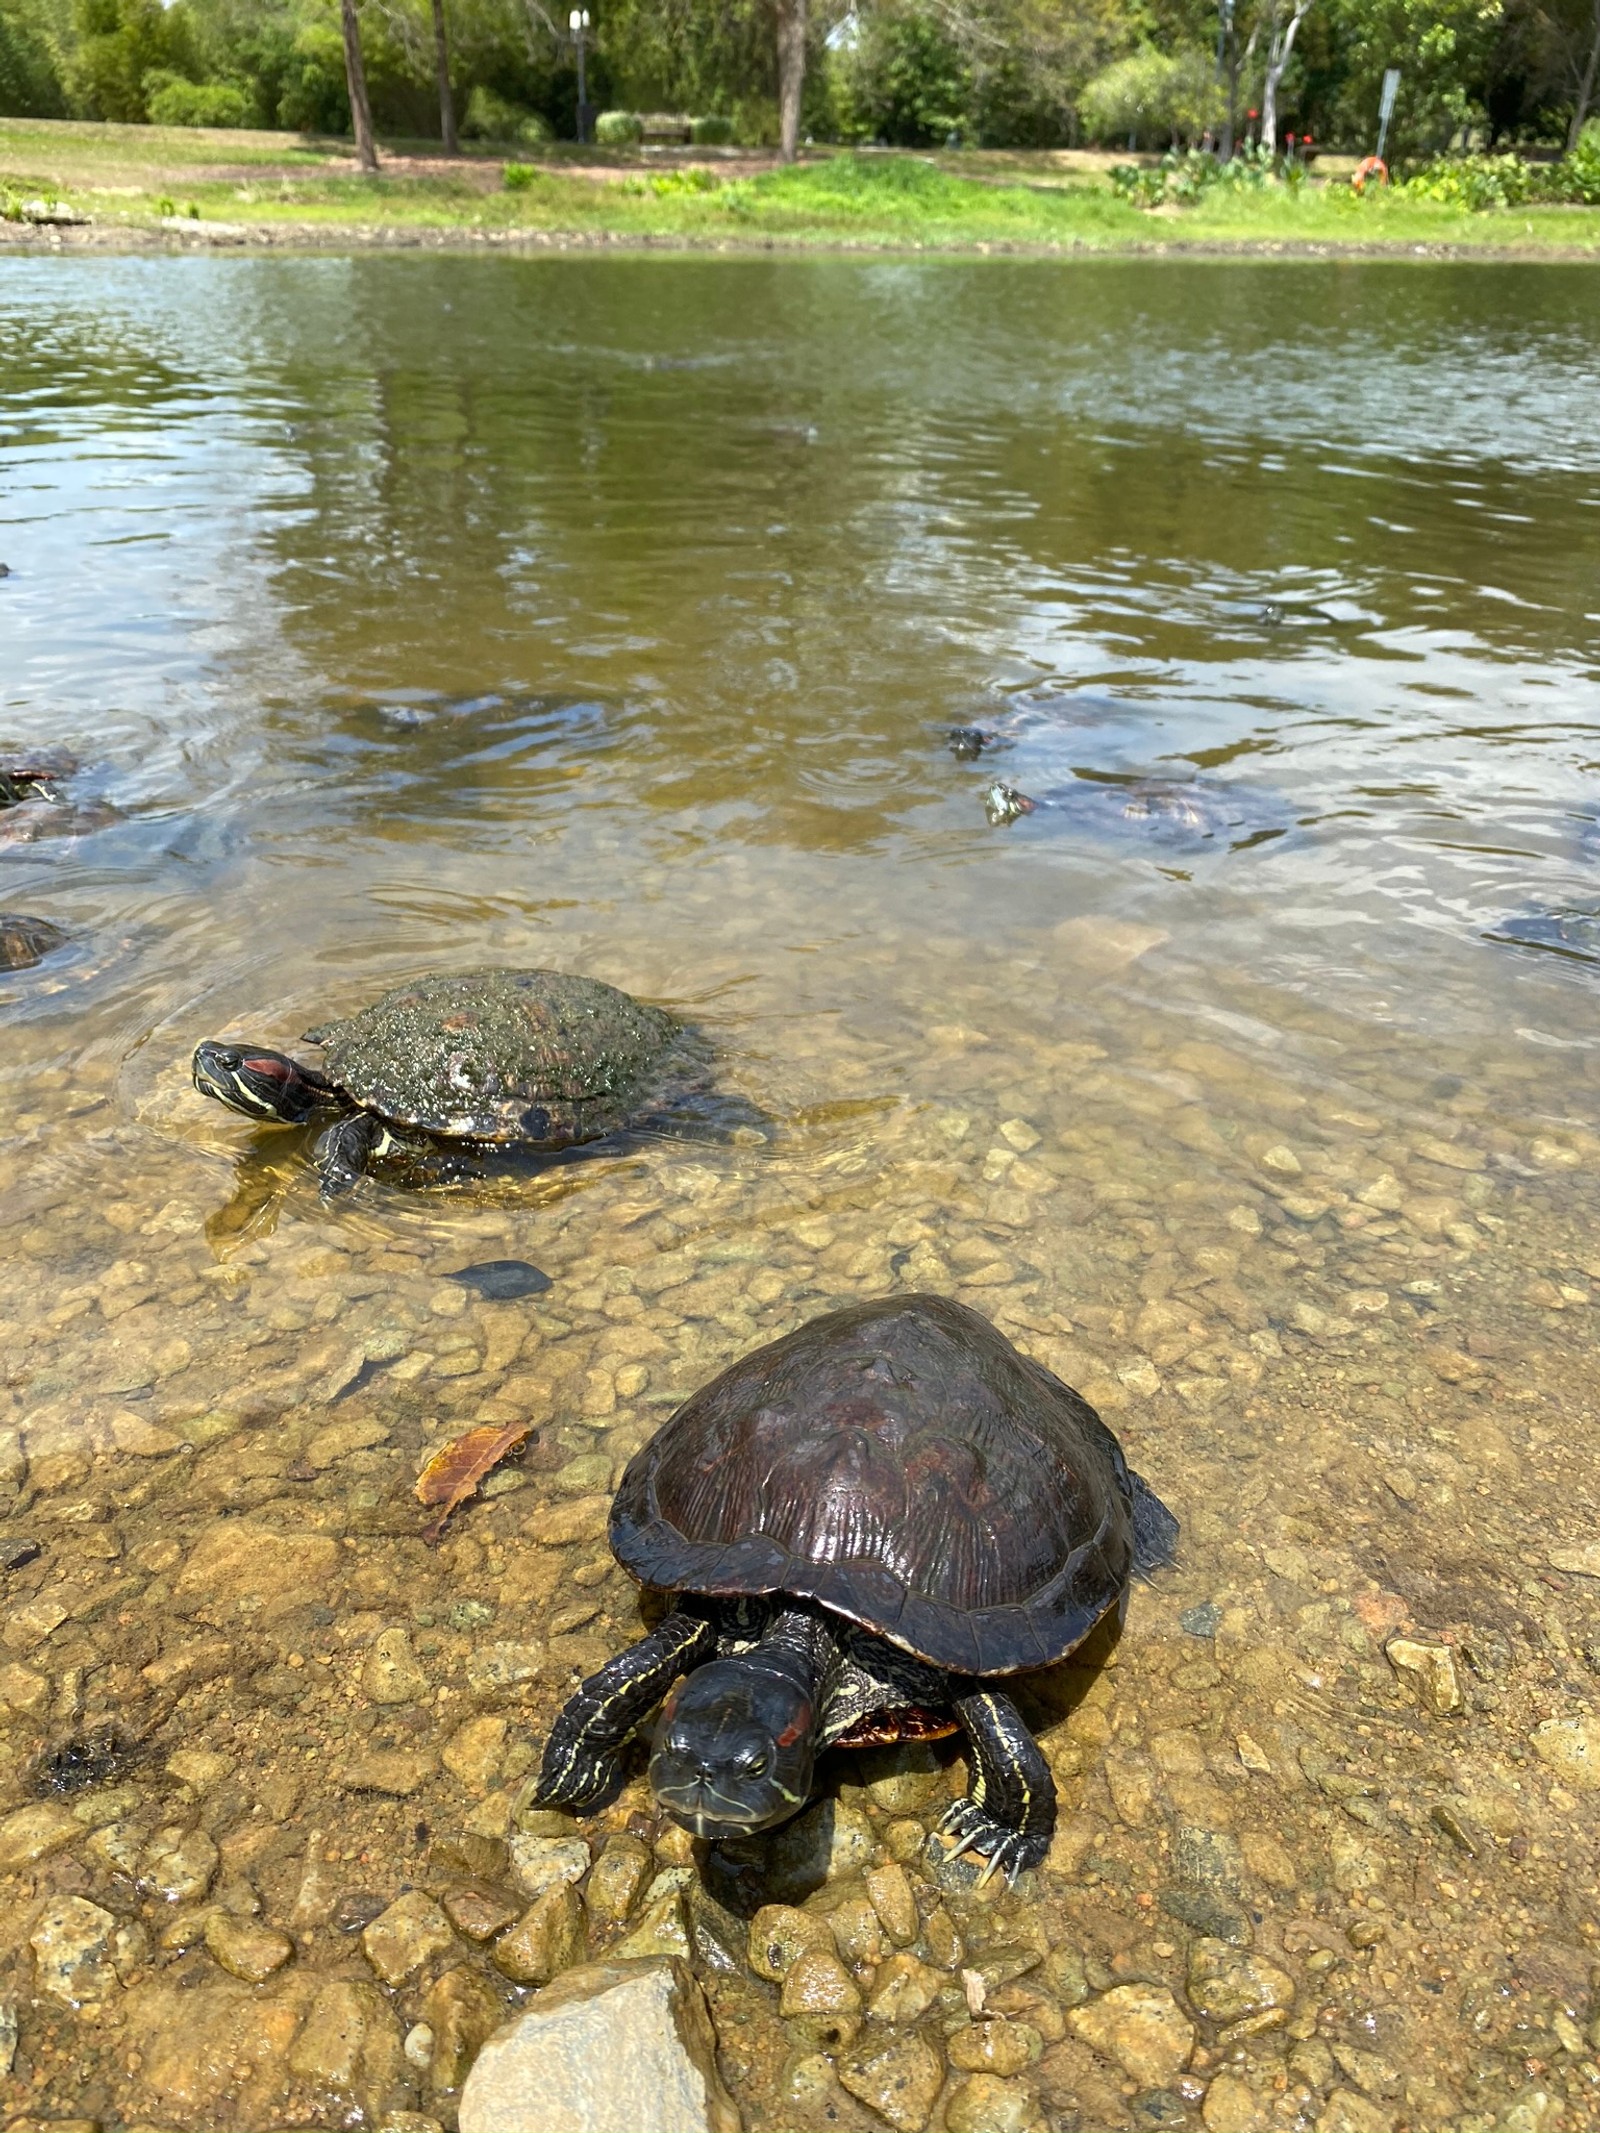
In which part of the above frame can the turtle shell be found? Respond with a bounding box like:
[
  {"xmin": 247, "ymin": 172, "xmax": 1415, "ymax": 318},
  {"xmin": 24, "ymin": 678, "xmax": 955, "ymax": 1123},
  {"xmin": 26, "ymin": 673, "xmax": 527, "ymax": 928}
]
[
  {"xmin": 306, "ymin": 969, "xmax": 680, "ymax": 1144},
  {"xmin": 612, "ymin": 1293, "xmax": 1149, "ymax": 1677}
]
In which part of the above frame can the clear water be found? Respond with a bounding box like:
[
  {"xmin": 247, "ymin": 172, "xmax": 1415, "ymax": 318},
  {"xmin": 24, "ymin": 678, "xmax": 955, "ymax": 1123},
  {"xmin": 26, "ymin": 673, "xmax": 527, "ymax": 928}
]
[{"xmin": 2, "ymin": 254, "xmax": 1599, "ymax": 2131}]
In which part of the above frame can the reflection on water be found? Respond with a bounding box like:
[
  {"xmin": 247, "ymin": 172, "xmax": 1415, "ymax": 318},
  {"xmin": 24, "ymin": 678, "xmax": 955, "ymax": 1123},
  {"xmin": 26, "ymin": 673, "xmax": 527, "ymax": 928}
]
[{"xmin": 1, "ymin": 255, "xmax": 1599, "ymax": 2131}]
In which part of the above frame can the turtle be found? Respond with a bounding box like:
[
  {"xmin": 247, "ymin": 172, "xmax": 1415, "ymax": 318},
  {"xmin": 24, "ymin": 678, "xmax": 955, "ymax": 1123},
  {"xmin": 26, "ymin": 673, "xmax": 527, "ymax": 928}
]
[
  {"xmin": 0, "ymin": 748, "xmax": 124, "ymax": 845},
  {"xmin": 192, "ymin": 968, "xmax": 685, "ymax": 1198},
  {"xmin": 0, "ymin": 914, "xmax": 68, "ymax": 972},
  {"xmin": 534, "ymin": 1293, "xmax": 1177, "ymax": 1878},
  {"xmin": 984, "ymin": 775, "xmax": 1288, "ymax": 850},
  {"xmin": 0, "ymin": 749, "xmax": 77, "ymax": 809}
]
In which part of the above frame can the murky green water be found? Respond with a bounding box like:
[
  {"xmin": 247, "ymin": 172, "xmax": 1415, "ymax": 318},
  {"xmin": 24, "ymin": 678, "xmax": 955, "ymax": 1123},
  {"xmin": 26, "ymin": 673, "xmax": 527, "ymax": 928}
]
[{"xmin": 2, "ymin": 255, "xmax": 1599, "ymax": 2133}]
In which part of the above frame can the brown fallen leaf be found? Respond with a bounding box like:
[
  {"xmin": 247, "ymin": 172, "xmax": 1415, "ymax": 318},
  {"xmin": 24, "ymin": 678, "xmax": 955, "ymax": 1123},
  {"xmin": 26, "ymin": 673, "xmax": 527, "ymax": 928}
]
[{"xmin": 416, "ymin": 1422, "xmax": 533, "ymax": 1546}]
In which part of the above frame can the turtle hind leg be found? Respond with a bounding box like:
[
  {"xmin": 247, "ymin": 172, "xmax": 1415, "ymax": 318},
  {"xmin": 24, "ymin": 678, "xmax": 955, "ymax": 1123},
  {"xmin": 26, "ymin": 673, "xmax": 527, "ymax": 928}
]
[
  {"xmin": 1129, "ymin": 1469, "xmax": 1180, "ymax": 1577},
  {"xmin": 939, "ymin": 1687, "xmax": 1056, "ymax": 1882},
  {"xmin": 536, "ymin": 1609, "xmax": 716, "ymax": 1815}
]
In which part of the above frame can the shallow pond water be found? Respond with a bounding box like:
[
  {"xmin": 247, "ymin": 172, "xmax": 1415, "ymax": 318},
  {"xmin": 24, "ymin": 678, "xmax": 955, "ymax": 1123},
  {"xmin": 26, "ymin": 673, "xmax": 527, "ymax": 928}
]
[{"xmin": 1, "ymin": 253, "xmax": 1599, "ymax": 2133}]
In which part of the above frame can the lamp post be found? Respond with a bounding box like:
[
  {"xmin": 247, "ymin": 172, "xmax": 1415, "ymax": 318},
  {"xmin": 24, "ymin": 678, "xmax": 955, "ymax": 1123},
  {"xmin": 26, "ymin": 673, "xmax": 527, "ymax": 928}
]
[{"xmin": 570, "ymin": 8, "xmax": 594, "ymax": 144}]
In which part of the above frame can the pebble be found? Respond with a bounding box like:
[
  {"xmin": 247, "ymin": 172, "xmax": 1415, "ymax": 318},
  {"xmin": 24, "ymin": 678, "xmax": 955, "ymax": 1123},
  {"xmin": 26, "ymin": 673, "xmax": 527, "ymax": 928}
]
[
  {"xmin": 769, "ymin": 1799, "xmax": 875, "ymax": 1895},
  {"xmin": 443, "ymin": 1713, "xmax": 509, "ymax": 1790},
  {"xmin": 864, "ymin": 1860, "xmax": 919, "ymax": 1945},
  {"xmin": 493, "ymin": 1884, "xmax": 585, "ymax": 1984},
  {"xmin": 1384, "ymin": 1636, "xmax": 1464, "ymax": 1716},
  {"xmin": 868, "ymin": 1951, "xmax": 944, "ymax": 2023},
  {"xmin": 1528, "ymin": 1715, "xmax": 1600, "ymax": 1788},
  {"xmin": 611, "ymin": 1887, "xmax": 691, "ymax": 1962},
  {"xmin": 0, "ymin": 1801, "xmax": 83, "ymax": 1872},
  {"xmin": 779, "ymin": 1944, "xmax": 863, "ymax": 2047},
  {"xmin": 335, "ymin": 1748, "xmax": 437, "ymax": 1796},
  {"xmin": 442, "ymin": 1885, "xmax": 519, "ymax": 1942},
  {"xmin": 509, "ymin": 1833, "xmax": 591, "ymax": 1901},
  {"xmin": 140, "ymin": 1825, "xmax": 219, "ymax": 1903},
  {"xmin": 1185, "ymin": 1940, "xmax": 1296, "ymax": 2023},
  {"xmin": 1314, "ymin": 2092, "xmax": 1396, "ymax": 2133},
  {"xmin": 422, "ymin": 1963, "xmax": 503, "ymax": 2093},
  {"xmin": 944, "ymin": 2072, "xmax": 1048, "ymax": 2133},
  {"xmin": 585, "ymin": 1833, "xmax": 652, "ymax": 1925},
  {"xmin": 837, "ymin": 2030, "xmax": 946, "ymax": 2132},
  {"xmin": 1067, "ymin": 1985, "xmax": 1194, "ymax": 2088},
  {"xmin": 203, "ymin": 1911, "xmax": 294, "ymax": 1982},
  {"xmin": 363, "ymin": 1891, "xmax": 457, "ymax": 1986},
  {"xmin": 1202, "ymin": 2071, "xmax": 1270, "ymax": 2132},
  {"xmin": 362, "ymin": 1626, "xmax": 430, "ymax": 1705},
  {"xmin": 458, "ymin": 1956, "xmax": 739, "ymax": 2133},
  {"xmin": 948, "ymin": 2018, "xmax": 1042, "ymax": 2074},
  {"xmin": 30, "ymin": 1897, "xmax": 122, "ymax": 2005}
]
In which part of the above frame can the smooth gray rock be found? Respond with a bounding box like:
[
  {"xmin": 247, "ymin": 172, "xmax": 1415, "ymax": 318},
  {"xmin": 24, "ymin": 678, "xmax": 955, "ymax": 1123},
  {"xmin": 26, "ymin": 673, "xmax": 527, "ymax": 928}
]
[{"xmin": 459, "ymin": 1956, "xmax": 740, "ymax": 2133}]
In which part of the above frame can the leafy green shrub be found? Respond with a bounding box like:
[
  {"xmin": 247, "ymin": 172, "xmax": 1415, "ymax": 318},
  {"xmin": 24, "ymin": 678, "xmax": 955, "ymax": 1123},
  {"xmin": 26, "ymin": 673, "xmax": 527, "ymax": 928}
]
[
  {"xmin": 1080, "ymin": 48, "xmax": 1218, "ymax": 150},
  {"xmin": 690, "ymin": 113, "xmax": 734, "ymax": 144},
  {"xmin": 462, "ymin": 86, "xmax": 551, "ymax": 143},
  {"xmin": 594, "ymin": 109, "xmax": 643, "ymax": 144},
  {"xmin": 144, "ymin": 71, "xmax": 250, "ymax": 127},
  {"xmin": 832, "ymin": 7, "xmax": 969, "ymax": 147},
  {"xmin": 1398, "ymin": 152, "xmax": 1534, "ymax": 209},
  {"xmin": 274, "ymin": 24, "xmax": 349, "ymax": 135},
  {"xmin": 1109, "ymin": 143, "xmax": 1276, "ymax": 208},
  {"xmin": 502, "ymin": 161, "xmax": 542, "ymax": 189},
  {"xmin": 1542, "ymin": 120, "xmax": 1600, "ymax": 204}
]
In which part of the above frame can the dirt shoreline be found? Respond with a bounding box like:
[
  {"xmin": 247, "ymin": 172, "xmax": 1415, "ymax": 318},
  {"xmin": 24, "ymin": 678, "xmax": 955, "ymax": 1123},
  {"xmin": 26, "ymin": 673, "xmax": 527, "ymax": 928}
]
[{"xmin": 4, "ymin": 217, "xmax": 1599, "ymax": 264}]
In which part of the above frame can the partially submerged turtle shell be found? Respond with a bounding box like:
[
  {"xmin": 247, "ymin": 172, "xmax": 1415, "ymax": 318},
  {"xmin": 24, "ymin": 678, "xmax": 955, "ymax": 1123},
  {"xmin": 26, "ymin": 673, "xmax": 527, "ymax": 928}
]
[
  {"xmin": 612, "ymin": 1293, "xmax": 1172, "ymax": 1677},
  {"xmin": 306, "ymin": 969, "xmax": 680, "ymax": 1145}
]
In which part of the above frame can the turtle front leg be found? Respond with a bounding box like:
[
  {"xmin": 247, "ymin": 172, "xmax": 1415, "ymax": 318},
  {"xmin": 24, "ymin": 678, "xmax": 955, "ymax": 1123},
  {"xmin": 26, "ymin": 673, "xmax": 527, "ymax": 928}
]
[
  {"xmin": 313, "ymin": 1113, "xmax": 390, "ymax": 1197},
  {"xmin": 940, "ymin": 1687, "xmax": 1057, "ymax": 1882},
  {"xmin": 536, "ymin": 1609, "xmax": 717, "ymax": 1814}
]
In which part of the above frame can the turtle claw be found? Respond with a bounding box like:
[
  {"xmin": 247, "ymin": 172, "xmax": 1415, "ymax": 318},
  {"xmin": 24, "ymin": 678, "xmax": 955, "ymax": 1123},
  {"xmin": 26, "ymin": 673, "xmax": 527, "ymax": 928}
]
[{"xmin": 935, "ymin": 1801, "xmax": 1036, "ymax": 1885}]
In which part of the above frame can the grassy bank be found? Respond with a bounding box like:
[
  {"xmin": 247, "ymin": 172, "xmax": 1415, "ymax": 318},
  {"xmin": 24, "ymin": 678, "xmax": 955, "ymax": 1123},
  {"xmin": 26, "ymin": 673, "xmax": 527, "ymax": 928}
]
[{"xmin": 4, "ymin": 115, "xmax": 1600, "ymax": 257}]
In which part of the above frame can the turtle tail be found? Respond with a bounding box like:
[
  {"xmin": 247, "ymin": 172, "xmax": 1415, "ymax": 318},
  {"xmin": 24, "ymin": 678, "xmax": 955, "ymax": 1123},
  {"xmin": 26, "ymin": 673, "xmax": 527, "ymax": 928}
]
[{"xmin": 1129, "ymin": 1471, "xmax": 1179, "ymax": 1579}]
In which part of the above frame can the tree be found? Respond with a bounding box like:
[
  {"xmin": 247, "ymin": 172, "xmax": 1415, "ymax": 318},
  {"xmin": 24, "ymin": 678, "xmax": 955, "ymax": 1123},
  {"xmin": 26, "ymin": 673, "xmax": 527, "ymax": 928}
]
[
  {"xmin": 430, "ymin": 0, "xmax": 457, "ymax": 144},
  {"xmin": 1259, "ymin": 0, "xmax": 1315, "ymax": 149},
  {"xmin": 340, "ymin": 0, "xmax": 379, "ymax": 164},
  {"xmin": 776, "ymin": 0, "xmax": 805, "ymax": 157}
]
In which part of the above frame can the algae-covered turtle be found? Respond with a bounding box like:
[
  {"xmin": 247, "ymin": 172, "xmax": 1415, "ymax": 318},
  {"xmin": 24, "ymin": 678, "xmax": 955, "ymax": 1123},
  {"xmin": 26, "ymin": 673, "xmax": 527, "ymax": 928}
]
[
  {"xmin": 985, "ymin": 774, "xmax": 1288, "ymax": 851},
  {"xmin": 193, "ymin": 968, "xmax": 685, "ymax": 1197},
  {"xmin": 0, "ymin": 748, "xmax": 123, "ymax": 845},
  {"xmin": 0, "ymin": 914, "xmax": 68, "ymax": 972},
  {"xmin": 536, "ymin": 1293, "xmax": 1177, "ymax": 1878}
]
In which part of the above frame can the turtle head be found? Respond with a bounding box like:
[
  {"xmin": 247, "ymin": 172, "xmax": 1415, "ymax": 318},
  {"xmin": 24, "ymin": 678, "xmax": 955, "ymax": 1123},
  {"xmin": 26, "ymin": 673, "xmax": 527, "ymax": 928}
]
[
  {"xmin": 192, "ymin": 1042, "xmax": 331, "ymax": 1126},
  {"xmin": 649, "ymin": 1657, "xmax": 816, "ymax": 1839}
]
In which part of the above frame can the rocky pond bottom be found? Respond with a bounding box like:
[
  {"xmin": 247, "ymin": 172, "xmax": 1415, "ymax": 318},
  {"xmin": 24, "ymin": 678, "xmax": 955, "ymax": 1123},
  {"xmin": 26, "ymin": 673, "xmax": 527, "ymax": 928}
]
[{"xmin": 1, "ymin": 943, "xmax": 1598, "ymax": 2133}]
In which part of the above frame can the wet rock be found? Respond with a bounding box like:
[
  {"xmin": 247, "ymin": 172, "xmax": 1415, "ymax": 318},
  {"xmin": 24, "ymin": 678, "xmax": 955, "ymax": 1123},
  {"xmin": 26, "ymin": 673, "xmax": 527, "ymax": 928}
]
[
  {"xmin": 204, "ymin": 1910, "xmax": 294, "ymax": 1983},
  {"xmin": 867, "ymin": 1951, "xmax": 944, "ymax": 2023},
  {"xmin": 493, "ymin": 1883, "xmax": 585, "ymax": 1984},
  {"xmin": 1067, "ymin": 1984, "xmax": 1194, "ymax": 2087},
  {"xmin": 363, "ymin": 1626, "xmax": 430, "ymax": 1705},
  {"xmin": 861, "ymin": 1743, "xmax": 946, "ymax": 1812},
  {"xmin": 1314, "ymin": 2092, "xmax": 1395, "ymax": 2133},
  {"xmin": 1547, "ymin": 1540, "xmax": 1600, "ymax": 1578},
  {"xmin": 31, "ymin": 1896, "xmax": 120, "ymax": 2004},
  {"xmin": 443, "ymin": 1713, "xmax": 509, "ymax": 1790},
  {"xmin": 948, "ymin": 2019, "xmax": 1042, "ymax": 2074},
  {"xmin": 1529, "ymin": 1715, "xmax": 1600, "ymax": 1788},
  {"xmin": 336, "ymin": 1748, "xmax": 437, "ymax": 1796},
  {"xmin": 141, "ymin": 1824, "xmax": 219, "ymax": 1903},
  {"xmin": 1038, "ymin": 1946, "xmax": 1089, "ymax": 2008},
  {"xmin": 363, "ymin": 1890, "xmax": 456, "ymax": 1985},
  {"xmin": 780, "ymin": 1943, "xmax": 863, "ymax": 2047},
  {"xmin": 944, "ymin": 2072, "xmax": 1048, "ymax": 2133},
  {"xmin": 443, "ymin": 1884, "xmax": 519, "ymax": 1942},
  {"xmin": 585, "ymin": 1832, "xmax": 652, "ymax": 1925},
  {"xmin": 174, "ymin": 1519, "xmax": 339, "ymax": 1619},
  {"xmin": 167, "ymin": 1746, "xmax": 231, "ymax": 1793},
  {"xmin": 837, "ymin": 2030, "xmax": 945, "ymax": 2131},
  {"xmin": 1203, "ymin": 2071, "xmax": 1271, "ymax": 2131},
  {"xmin": 0, "ymin": 1800, "xmax": 82, "ymax": 1871},
  {"xmin": 422, "ymin": 1963, "xmax": 503, "ymax": 2093},
  {"xmin": 769, "ymin": 1798, "xmax": 875, "ymax": 1895},
  {"xmin": 613, "ymin": 1886, "xmax": 692, "ymax": 1962},
  {"xmin": 864, "ymin": 1860, "xmax": 919, "ymax": 1945},
  {"xmin": 508, "ymin": 1832, "xmax": 591, "ymax": 1902},
  {"xmin": 288, "ymin": 1977, "xmax": 401, "ymax": 2090},
  {"xmin": 825, "ymin": 1887, "xmax": 885, "ymax": 1967},
  {"xmin": 458, "ymin": 1956, "xmax": 739, "ymax": 2133},
  {"xmin": 1186, "ymin": 1939, "xmax": 1296, "ymax": 2024},
  {"xmin": 1329, "ymin": 1830, "xmax": 1384, "ymax": 1894},
  {"xmin": 1384, "ymin": 1637, "xmax": 1464, "ymax": 1716}
]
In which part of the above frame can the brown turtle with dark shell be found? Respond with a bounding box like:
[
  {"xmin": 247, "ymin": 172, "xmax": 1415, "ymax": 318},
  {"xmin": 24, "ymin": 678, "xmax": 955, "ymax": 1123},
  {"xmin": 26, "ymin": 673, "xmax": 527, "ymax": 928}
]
[{"xmin": 535, "ymin": 1293, "xmax": 1177, "ymax": 1878}]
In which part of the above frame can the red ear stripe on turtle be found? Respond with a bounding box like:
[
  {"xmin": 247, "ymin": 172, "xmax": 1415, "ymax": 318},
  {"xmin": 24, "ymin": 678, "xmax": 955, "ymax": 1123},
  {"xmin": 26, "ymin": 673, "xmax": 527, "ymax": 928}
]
[
  {"xmin": 243, "ymin": 1056, "xmax": 295, "ymax": 1081},
  {"xmin": 774, "ymin": 1703, "xmax": 814, "ymax": 1750}
]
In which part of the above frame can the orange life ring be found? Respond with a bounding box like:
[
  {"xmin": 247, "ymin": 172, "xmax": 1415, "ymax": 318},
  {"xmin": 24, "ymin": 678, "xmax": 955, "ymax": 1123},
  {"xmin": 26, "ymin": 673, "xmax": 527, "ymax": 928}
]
[{"xmin": 1352, "ymin": 155, "xmax": 1389, "ymax": 193}]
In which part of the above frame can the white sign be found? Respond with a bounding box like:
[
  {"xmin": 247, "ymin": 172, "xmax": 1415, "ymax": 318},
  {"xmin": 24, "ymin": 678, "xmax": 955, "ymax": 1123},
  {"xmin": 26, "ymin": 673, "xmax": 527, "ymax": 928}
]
[{"xmin": 1378, "ymin": 68, "xmax": 1400, "ymax": 124}]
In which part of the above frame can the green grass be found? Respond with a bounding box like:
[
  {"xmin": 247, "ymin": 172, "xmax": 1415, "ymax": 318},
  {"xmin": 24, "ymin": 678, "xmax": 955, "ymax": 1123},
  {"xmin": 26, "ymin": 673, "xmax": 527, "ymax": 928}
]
[{"xmin": 4, "ymin": 116, "xmax": 1599, "ymax": 256}]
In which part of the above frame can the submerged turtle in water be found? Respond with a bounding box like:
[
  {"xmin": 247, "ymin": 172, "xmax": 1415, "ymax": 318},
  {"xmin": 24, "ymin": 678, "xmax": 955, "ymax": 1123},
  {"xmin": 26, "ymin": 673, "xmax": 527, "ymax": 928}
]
[
  {"xmin": 0, "ymin": 748, "xmax": 123, "ymax": 845},
  {"xmin": 1491, "ymin": 910, "xmax": 1600, "ymax": 967},
  {"xmin": 193, "ymin": 968, "xmax": 685, "ymax": 1198},
  {"xmin": 0, "ymin": 914, "xmax": 68, "ymax": 972},
  {"xmin": 985, "ymin": 775, "xmax": 1288, "ymax": 850},
  {"xmin": 536, "ymin": 1293, "xmax": 1177, "ymax": 1878}
]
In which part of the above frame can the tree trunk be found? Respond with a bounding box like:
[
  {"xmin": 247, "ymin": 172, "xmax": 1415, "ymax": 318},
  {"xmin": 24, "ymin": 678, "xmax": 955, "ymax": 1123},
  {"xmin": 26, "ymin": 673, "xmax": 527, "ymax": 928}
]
[
  {"xmin": 430, "ymin": 0, "xmax": 457, "ymax": 153},
  {"xmin": 340, "ymin": 0, "xmax": 379, "ymax": 171},
  {"xmin": 776, "ymin": 0, "xmax": 806, "ymax": 164},
  {"xmin": 1261, "ymin": 0, "xmax": 1314, "ymax": 159},
  {"xmin": 1569, "ymin": 0, "xmax": 1600, "ymax": 149}
]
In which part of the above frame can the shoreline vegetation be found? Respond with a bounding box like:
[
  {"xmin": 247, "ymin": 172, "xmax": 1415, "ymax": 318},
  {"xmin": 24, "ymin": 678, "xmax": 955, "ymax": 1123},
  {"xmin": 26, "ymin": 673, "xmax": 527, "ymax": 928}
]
[{"xmin": 4, "ymin": 116, "xmax": 1600, "ymax": 258}]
